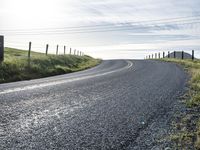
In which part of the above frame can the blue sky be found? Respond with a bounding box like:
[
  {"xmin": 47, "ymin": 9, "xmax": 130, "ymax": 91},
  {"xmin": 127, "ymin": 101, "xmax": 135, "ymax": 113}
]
[{"xmin": 1, "ymin": 0, "xmax": 200, "ymax": 59}]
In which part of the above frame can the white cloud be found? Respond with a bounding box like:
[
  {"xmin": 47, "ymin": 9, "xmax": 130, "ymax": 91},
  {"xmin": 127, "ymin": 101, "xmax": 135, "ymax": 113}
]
[{"xmin": 0, "ymin": 0, "xmax": 200, "ymax": 59}]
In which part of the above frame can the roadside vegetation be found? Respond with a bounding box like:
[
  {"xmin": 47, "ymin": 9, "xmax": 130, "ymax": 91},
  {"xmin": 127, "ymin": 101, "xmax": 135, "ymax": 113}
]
[
  {"xmin": 0, "ymin": 47, "xmax": 101, "ymax": 83},
  {"xmin": 163, "ymin": 58, "xmax": 200, "ymax": 149}
]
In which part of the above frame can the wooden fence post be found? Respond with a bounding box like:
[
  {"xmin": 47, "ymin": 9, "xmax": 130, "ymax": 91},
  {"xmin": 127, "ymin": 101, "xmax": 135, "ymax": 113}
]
[
  {"xmin": 192, "ymin": 50, "xmax": 194, "ymax": 60},
  {"xmin": 56, "ymin": 45, "xmax": 59, "ymax": 55},
  {"xmin": 0, "ymin": 36, "xmax": 4, "ymax": 62},
  {"xmin": 28, "ymin": 42, "xmax": 32, "ymax": 67},
  {"xmin": 168, "ymin": 51, "xmax": 170, "ymax": 58},
  {"xmin": 46, "ymin": 44, "xmax": 49, "ymax": 55},
  {"xmin": 174, "ymin": 51, "xmax": 176, "ymax": 58},
  {"xmin": 28, "ymin": 42, "xmax": 31, "ymax": 58},
  {"xmin": 182, "ymin": 51, "xmax": 184, "ymax": 59},
  {"xmin": 163, "ymin": 52, "xmax": 165, "ymax": 58},
  {"xmin": 64, "ymin": 46, "xmax": 66, "ymax": 55}
]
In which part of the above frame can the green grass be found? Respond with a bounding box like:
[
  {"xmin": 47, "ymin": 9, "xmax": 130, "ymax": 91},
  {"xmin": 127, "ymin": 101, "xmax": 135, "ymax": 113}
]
[
  {"xmin": 0, "ymin": 47, "xmax": 101, "ymax": 83},
  {"xmin": 163, "ymin": 58, "xmax": 200, "ymax": 107},
  {"xmin": 162, "ymin": 58, "xmax": 200, "ymax": 149}
]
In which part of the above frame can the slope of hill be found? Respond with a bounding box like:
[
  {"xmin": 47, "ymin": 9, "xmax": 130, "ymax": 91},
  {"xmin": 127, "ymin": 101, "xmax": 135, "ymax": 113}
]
[{"xmin": 0, "ymin": 47, "xmax": 101, "ymax": 83}]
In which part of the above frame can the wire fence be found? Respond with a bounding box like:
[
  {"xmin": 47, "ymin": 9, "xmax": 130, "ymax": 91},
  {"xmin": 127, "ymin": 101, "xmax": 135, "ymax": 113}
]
[
  {"xmin": 0, "ymin": 36, "xmax": 85, "ymax": 62},
  {"xmin": 145, "ymin": 50, "xmax": 195, "ymax": 60}
]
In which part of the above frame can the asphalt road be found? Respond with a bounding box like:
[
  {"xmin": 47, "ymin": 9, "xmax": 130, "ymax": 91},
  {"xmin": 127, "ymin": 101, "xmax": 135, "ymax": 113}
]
[{"xmin": 0, "ymin": 60, "xmax": 187, "ymax": 150}]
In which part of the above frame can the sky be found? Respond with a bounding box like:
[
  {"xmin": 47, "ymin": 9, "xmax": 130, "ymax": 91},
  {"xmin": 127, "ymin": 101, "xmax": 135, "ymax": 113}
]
[{"xmin": 0, "ymin": 0, "xmax": 200, "ymax": 59}]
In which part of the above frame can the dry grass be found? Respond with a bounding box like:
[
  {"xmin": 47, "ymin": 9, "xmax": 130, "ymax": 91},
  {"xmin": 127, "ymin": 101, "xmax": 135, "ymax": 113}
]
[
  {"xmin": 163, "ymin": 58, "xmax": 200, "ymax": 149},
  {"xmin": 0, "ymin": 47, "xmax": 101, "ymax": 83}
]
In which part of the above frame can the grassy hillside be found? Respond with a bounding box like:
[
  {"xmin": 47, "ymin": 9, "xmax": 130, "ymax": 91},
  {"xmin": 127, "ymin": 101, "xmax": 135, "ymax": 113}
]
[
  {"xmin": 162, "ymin": 58, "xmax": 200, "ymax": 149},
  {"xmin": 0, "ymin": 47, "xmax": 101, "ymax": 83}
]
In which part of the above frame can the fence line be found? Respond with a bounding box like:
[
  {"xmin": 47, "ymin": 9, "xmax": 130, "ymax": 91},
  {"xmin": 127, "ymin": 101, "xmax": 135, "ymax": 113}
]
[
  {"xmin": 26, "ymin": 42, "xmax": 85, "ymax": 59},
  {"xmin": 146, "ymin": 50, "xmax": 195, "ymax": 61},
  {"xmin": 0, "ymin": 38, "xmax": 86, "ymax": 62}
]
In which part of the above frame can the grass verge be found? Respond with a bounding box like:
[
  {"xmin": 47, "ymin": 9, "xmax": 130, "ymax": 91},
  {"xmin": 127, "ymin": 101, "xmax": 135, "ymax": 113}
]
[
  {"xmin": 0, "ymin": 47, "xmax": 101, "ymax": 83},
  {"xmin": 162, "ymin": 58, "xmax": 200, "ymax": 149}
]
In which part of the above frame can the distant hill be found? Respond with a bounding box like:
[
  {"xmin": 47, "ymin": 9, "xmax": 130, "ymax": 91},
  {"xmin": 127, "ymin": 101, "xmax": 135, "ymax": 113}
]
[{"xmin": 166, "ymin": 51, "xmax": 194, "ymax": 59}]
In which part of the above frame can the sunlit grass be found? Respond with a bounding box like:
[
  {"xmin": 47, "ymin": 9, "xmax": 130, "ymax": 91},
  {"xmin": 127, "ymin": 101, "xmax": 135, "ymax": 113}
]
[{"xmin": 0, "ymin": 47, "xmax": 101, "ymax": 83}]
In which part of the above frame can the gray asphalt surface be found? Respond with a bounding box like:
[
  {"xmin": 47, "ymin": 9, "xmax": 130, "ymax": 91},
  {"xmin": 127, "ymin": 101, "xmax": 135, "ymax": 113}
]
[{"xmin": 0, "ymin": 60, "xmax": 187, "ymax": 150}]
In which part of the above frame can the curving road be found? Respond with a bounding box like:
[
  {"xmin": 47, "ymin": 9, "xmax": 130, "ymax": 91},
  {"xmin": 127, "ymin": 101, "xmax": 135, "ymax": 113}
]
[{"xmin": 0, "ymin": 60, "xmax": 187, "ymax": 149}]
